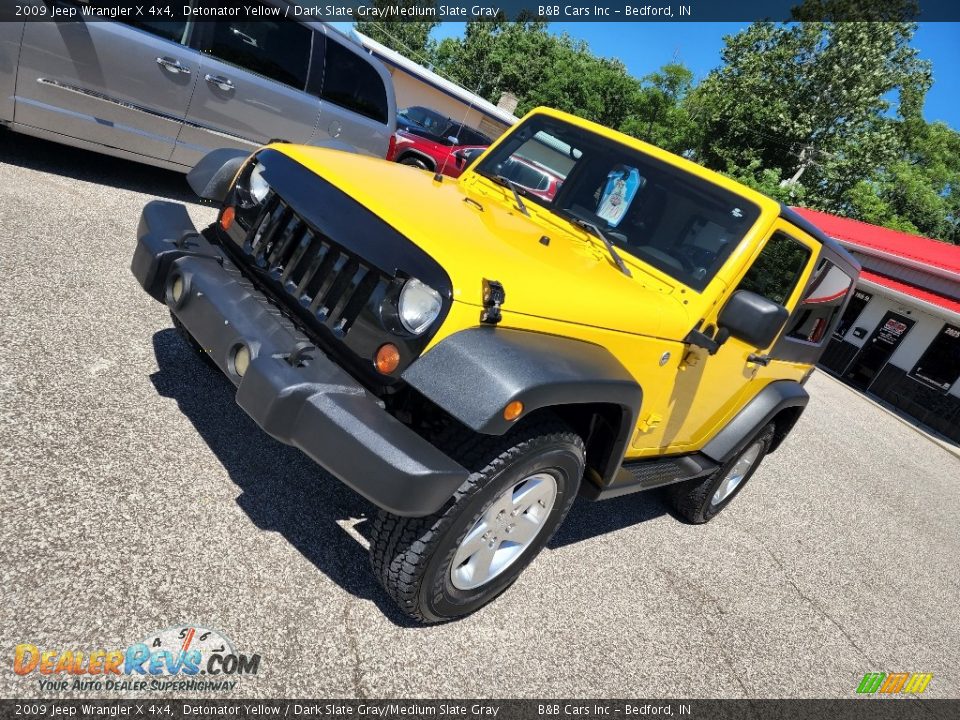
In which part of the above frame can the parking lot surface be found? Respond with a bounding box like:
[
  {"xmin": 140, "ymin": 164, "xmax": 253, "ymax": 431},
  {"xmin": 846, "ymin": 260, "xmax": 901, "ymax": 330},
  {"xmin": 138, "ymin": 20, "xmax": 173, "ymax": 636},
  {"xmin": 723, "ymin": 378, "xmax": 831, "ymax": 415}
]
[{"xmin": 2, "ymin": 130, "xmax": 959, "ymax": 699}]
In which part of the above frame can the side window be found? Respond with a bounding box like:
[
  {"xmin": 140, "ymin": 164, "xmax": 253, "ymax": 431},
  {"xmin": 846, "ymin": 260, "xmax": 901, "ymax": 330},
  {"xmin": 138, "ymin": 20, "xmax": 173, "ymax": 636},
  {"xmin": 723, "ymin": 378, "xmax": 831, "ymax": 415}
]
[
  {"xmin": 320, "ymin": 40, "xmax": 388, "ymax": 124},
  {"xmin": 785, "ymin": 259, "xmax": 854, "ymax": 344},
  {"xmin": 909, "ymin": 324, "xmax": 960, "ymax": 392},
  {"xmin": 737, "ymin": 232, "xmax": 811, "ymax": 306},
  {"xmin": 122, "ymin": 21, "xmax": 191, "ymax": 45},
  {"xmin": 202, "ymin": 7, "xmax": 312, "ymax": 90},
  {"xmin": 834, "ymin": 289, "xmax": 872, "ymax": 339}
]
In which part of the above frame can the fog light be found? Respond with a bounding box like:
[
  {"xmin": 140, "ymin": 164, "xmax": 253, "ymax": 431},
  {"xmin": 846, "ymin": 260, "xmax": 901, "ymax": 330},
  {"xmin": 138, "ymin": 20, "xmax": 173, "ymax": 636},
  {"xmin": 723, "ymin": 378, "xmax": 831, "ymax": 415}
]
[
  {"xmin": 220, "ymin": 206, "xmax": 236, "ymax": 231},
  {"xmin": 503, "ymin": 401, "xmax": 524, "ymax": 421},
  {"xmin": 171, "ymin": 276, "xmax": 184, "ymax": 303},
  {"xmin": 233, "ymin": 345, "xmax": 251, "ymax": 377},
  {"xmin": 375, "ymin": 343, "xmax": 400, "ymax": 374}
]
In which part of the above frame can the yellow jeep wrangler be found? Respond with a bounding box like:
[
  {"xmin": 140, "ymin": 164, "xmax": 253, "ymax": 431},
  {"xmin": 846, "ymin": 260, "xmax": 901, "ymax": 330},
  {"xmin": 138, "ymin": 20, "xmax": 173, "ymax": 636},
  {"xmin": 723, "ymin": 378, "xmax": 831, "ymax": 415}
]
[{"xmin": 132, "ymin": 107, "xmax": 859, "ymax": 622}]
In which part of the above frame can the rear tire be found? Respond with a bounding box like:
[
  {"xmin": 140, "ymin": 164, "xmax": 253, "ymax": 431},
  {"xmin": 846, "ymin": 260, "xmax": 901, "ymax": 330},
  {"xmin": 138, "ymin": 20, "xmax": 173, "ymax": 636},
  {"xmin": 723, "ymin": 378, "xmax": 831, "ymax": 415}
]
[
  {"xmin": 370, "ymin": 417, "xmax": 584, "ymax": 623},
  {"xmin": 669, "ymin": 424, "xmax": 775, "ymax": 524}
]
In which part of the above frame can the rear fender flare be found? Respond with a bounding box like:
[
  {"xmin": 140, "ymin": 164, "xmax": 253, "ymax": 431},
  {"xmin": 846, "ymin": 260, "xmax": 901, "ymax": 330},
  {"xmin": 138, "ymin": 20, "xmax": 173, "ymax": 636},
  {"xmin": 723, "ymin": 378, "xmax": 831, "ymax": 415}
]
[{"xmin": 701, "ymin": 380, "xmax": 809, "ymax": 463}]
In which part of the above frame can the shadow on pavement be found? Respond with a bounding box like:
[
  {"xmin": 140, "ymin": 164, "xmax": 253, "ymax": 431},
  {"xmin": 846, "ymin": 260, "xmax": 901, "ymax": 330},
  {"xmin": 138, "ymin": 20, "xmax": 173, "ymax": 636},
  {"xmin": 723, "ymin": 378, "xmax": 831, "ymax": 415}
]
[
  {"xmin": 150, "ymin": 326, "xmax": 668, "ymax": 623},
  {"xmin": 550, "ymin": 490, "xmax": 668, "ymax": 548},
  {"xmin": 0, "ymin": 127, "xmax": 199, "ymax": 203},
  {"xmin": 149, "ymin": 327, "xmax": 423, "ymax": 628}
]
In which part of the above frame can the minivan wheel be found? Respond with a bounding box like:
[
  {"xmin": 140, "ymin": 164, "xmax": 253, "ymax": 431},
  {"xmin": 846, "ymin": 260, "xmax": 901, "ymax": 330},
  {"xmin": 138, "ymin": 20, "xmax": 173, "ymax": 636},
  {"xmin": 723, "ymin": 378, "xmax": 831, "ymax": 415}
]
[
  {"xmin": 668, "ymin": 424, "xmax": 775, "ymax": 524},
  {"xmin": 399, "ymin": 156, "xmax": 430, "ymax": 170},
  {"xmin": 370, "ymin": 417, "xmax": 584, "ymax": 623}
]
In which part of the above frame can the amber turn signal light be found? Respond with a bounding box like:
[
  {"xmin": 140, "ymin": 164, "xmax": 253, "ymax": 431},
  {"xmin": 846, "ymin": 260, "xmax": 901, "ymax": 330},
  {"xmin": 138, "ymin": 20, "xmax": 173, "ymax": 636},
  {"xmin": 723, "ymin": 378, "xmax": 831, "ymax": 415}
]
[
  {"xmin": 503, "ymin": 400, "xmax": 524, "ymax": 421},
  {"xmin": 220, "ymin": 206, "xmax": 236, "ymax": 231},
  {"xmin": 375, "ymin": 343, "xmax": 401, "ymax": 374}
]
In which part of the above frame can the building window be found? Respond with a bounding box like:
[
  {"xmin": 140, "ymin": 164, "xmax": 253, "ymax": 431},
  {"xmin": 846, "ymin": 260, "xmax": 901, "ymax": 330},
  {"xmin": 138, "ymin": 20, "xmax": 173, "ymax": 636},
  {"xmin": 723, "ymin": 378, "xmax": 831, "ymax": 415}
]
[
  {"xmin": 909, "ymin": 324, "xmax": 960, "ymax": 392},
  {"xmin": 834, "ymin": 289, "xmax": 872, "ymax": 339},
  {"xmin": 786, "ymin": 259, "xmax": 854, "ymax": 344}
]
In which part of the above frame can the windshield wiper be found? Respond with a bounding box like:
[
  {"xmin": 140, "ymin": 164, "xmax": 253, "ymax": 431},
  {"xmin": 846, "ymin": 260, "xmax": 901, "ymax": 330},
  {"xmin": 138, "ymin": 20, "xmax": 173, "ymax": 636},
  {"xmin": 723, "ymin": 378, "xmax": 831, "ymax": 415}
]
[
  {"xmin": 479, "ymin": 171, "xmax": 530, "ymax": 217},
  {"xmin": 560, "ymin": 211, "xmax": 632, "ymax": 278}
]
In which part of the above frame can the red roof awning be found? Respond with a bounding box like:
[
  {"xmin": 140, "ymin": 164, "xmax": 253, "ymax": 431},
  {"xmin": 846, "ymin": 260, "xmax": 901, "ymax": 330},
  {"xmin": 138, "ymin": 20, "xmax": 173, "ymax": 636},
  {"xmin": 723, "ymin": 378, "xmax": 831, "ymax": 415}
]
[
  {"xmin": 790, "ymin": 207, "xmax": 960, "ymax": 275},
  {"xmin": 859, "ymin": 270, "xmax": 960, "ymax": 316}
]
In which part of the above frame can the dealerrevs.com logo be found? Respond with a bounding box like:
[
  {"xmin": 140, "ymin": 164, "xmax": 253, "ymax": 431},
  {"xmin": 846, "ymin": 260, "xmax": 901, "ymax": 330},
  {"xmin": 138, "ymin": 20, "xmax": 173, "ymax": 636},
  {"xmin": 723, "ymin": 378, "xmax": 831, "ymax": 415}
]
[{"xmin": 14, "ymin": 625, "xmax": 261, "ymax": 693}]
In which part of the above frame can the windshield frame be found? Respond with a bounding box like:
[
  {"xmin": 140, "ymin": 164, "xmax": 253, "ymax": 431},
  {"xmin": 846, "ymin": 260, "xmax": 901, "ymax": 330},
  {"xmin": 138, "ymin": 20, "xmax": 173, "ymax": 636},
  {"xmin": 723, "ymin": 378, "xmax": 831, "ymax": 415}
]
[{"xmin": 473, "ymin": 114, "xmax": 763, "ymax": 291}]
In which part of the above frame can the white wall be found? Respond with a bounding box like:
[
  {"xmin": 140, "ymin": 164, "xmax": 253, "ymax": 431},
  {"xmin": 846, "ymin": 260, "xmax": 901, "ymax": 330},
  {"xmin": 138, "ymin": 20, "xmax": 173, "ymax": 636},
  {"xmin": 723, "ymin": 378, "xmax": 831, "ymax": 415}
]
[
  {"xmin": 839, "ymin": 284, "xmax": 960, "ymax": 398},
  {"xmin": 388, "ymin": 68, "xmax": 510, "ymax": 140}
]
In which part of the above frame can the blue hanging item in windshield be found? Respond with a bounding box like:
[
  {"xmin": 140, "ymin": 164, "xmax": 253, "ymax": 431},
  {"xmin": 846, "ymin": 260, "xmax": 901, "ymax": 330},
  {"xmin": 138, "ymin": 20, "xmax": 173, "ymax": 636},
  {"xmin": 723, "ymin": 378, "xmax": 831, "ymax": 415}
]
[{"xmin": 596, "ymin": 165, "xmax": 642, "ymax": 228}]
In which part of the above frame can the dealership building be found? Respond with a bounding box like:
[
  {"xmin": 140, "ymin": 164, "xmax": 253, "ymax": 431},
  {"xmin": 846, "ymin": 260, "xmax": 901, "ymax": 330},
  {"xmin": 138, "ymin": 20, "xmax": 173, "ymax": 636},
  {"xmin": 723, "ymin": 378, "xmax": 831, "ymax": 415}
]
[{"xmin": 791, "ymin": 208, "xmax": 960, "ymax": 444}]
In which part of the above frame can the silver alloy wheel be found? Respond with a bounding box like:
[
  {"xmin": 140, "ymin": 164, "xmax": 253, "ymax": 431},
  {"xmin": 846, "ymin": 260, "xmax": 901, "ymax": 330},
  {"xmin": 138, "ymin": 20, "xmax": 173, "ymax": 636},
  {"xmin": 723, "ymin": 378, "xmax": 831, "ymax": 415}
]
[
  {"xmin": 711, "ymin": 441, "xmax": 763, "ymax": 507},
  {"xmin": 450, "ymin": 472, "xmax": 558, "ymax": 591}
]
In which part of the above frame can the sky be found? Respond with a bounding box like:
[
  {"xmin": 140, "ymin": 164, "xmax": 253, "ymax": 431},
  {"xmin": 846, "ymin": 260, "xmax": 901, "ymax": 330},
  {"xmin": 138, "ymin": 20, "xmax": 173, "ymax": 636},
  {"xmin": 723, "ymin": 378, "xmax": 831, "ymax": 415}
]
[{"xmin": 426, "ymin": 22, "xmax": 960, "ymax": 129}]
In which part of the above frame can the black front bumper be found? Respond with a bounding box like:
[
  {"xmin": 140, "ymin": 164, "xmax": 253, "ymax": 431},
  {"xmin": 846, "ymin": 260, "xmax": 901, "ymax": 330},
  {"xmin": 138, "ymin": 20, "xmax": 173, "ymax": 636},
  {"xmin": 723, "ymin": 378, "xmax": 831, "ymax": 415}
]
[{"xmin": 131, "ymin": 201, "xmax": 468, "ymax": 516}]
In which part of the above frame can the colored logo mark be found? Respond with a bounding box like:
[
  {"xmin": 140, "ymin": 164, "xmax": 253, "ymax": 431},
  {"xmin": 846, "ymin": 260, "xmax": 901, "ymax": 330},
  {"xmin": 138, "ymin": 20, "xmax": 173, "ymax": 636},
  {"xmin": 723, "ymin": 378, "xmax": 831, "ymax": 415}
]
[{"xmin": 856, "ymin": 672, "xmax": 933, "ymax": 694}]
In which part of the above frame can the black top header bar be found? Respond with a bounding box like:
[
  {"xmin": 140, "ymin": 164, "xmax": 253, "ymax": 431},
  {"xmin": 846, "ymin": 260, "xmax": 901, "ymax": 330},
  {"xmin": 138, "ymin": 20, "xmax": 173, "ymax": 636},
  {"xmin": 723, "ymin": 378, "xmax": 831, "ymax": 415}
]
[{"xmin": 4, "ymin": 0, "xmax": 960, "ymax": 22}]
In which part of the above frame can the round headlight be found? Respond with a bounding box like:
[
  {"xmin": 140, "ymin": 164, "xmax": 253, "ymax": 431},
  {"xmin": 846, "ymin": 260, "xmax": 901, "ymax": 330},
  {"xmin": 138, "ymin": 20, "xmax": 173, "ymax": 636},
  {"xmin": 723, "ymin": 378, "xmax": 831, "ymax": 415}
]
[
  {"xmin": 248, "ymin": 162, "xmax": 270, "ymax": 204},
  {"xmin": 398, "ymin": 279, "xmax": 442, "ymax": 335}
]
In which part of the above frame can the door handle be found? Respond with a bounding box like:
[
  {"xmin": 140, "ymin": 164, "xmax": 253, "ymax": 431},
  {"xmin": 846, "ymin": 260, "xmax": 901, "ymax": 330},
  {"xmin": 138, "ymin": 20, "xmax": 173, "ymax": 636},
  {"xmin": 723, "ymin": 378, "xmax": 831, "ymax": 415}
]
[
  {"xmin": 156, "ymin": 57, "xmax": 191, "ymax": 75},
  {"xmin": 205, "ymin": 74, "xmax": 235, "ymax": 92},
  {"xmin": 747, "ymin": 353, "xmax": 772, "ymax": 366}
]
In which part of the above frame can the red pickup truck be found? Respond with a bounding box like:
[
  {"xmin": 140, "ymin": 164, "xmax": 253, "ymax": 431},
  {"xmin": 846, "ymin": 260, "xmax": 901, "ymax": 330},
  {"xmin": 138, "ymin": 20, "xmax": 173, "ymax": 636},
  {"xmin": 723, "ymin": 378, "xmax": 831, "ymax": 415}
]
[{"xmin": 387, "ymin": 106, "xmax": 491, "ymax": 176}]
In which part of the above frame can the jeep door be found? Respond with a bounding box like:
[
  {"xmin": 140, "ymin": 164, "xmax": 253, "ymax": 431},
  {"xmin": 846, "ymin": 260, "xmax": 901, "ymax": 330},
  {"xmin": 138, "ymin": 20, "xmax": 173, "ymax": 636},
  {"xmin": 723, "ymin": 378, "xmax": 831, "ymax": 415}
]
[
  {"xmin": 170, "ymin": 2, "xmax": 321, "ymax": 168},
  {"xmin": 657, "ymin": 221, "xmax": 821, "ymax": 452},
  {"xmin": 14, "ymin": 17, "xmax": 200, "ymax": 161},
  {"xmin": 309, "ymin": 30, "xmax": 394, "ymax": 158}
]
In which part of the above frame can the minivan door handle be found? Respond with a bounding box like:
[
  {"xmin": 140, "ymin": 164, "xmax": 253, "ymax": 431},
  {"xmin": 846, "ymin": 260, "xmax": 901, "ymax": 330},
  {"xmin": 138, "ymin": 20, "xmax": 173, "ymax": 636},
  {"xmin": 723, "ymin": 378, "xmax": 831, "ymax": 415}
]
[
  {"xmin": 205, "ymin": 74, "xmax": 235, "ymax": 92},
  {"xmin": 156, "ymin": 57, "xmax": 191, "ymax": 75}
]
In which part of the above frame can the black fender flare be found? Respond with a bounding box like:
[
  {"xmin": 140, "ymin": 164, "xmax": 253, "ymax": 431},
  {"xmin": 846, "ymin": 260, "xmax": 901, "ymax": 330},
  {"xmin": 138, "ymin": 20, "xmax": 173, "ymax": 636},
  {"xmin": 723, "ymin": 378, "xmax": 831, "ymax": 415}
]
[
  {"xmin": 186, "ymin": 148, "xmax": 251, "ymax": 203},
  {"xmin": 402, "ymin": 327, "xmax": 642, "ymax": 482},
  {"xmin": 701, "ymin": 380, "xmax": 809, "ymax": 463}
]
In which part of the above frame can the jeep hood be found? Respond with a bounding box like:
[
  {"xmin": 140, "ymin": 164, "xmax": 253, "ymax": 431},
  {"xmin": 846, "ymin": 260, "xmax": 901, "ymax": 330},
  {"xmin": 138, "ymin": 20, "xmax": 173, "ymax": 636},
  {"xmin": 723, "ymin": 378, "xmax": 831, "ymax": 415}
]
[{"xmin": 276, "ymin": 146, "xmax": 694, "ymax": 340}]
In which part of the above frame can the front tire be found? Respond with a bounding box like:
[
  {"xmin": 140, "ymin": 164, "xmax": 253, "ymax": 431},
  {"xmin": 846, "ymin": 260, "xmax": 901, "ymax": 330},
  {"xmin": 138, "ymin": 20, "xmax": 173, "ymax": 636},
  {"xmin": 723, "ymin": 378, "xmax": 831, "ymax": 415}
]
[
  {"xmin": 669, "ymin": 423, "xmax": 775, "ymax": 524},
  {"xmin": 370, "ymin": 417, "xmax": 584, "ymax": 623}
]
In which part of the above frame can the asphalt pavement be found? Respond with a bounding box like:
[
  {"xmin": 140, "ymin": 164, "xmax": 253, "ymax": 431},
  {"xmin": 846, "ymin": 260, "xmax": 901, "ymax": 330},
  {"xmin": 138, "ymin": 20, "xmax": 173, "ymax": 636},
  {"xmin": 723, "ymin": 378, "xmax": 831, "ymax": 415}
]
[{"xmin": 1, "ymin": 129, "xmax": 958, "ymax": 700}]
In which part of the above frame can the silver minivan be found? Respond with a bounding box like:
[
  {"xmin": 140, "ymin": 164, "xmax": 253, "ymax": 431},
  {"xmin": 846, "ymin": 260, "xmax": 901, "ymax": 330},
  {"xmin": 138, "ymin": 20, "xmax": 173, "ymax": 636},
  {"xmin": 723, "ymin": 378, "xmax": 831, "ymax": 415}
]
[{"xmin": 0, "ymin": 3, "xmax": 396, "ymax": 170}]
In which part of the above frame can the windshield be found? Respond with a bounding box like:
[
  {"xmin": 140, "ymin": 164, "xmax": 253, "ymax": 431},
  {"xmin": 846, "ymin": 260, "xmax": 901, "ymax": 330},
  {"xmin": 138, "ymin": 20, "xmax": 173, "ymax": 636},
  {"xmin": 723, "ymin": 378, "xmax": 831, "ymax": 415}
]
[{"xmin": 474, "ymin": 115, "xmax": 761, "ymax": 290}]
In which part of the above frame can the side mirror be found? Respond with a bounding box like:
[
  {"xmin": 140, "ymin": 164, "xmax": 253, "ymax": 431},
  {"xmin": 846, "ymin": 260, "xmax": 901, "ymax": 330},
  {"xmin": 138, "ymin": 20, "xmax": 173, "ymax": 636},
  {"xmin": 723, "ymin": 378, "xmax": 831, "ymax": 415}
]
[
  {"xmin": 717, "ymin": 290, "xmax": 789, "ymax": 349},
  {"xmin": 447, "ymin": 136, "xmax": 460, "ymax": 145}
]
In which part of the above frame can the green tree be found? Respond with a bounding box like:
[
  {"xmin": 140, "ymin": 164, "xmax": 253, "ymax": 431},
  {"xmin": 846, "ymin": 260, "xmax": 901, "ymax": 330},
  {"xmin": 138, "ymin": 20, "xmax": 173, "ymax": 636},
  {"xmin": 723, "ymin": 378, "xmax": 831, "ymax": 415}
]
[
  {"xmin": 688, "ymin": 2, "xmax": 931, "ymax": 212},
  {"xmin": 354, "ymin": 3, "xmax": 439, "ymax": 60},
  {"xmin": 620, "ymin": 63, "xmax": 698, "ymax": 154},
  {"xmin": 432, "ymin": 21, "xmax": 643, "ymax": 129}
]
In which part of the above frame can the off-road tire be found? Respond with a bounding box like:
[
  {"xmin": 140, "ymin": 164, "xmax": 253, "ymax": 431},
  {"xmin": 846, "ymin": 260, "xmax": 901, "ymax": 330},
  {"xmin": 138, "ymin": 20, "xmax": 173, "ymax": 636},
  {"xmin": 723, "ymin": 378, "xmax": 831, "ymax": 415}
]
[
  {"xmin": 669, "ymin": 423, "xmax": 775, "ymax": 524},
  {"xmin": 399, "ymin": 156, "xmax": 430, "ymax": 170},
  {"xmin": 370, "ymin": 416, "xmax": 584, "ymax": 623},
  {"xmin": 170, "ymin": 310, "xmax": 215, "ymax": 367}
]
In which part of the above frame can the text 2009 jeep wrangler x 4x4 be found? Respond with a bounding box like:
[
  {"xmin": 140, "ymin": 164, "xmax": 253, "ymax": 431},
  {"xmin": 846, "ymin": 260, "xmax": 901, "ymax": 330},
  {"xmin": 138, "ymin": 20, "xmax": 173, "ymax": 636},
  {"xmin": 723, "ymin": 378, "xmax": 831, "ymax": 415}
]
[{"xmin": 132, "ymin": 107, "xmax": 859, "ymax": 622}]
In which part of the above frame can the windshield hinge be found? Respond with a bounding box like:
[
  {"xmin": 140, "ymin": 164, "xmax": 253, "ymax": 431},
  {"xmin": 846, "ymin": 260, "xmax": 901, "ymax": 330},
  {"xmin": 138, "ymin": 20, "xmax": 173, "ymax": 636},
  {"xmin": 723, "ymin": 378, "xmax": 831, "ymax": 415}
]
[{"xmin": 480, "ymin": 279, "xmax": 505, "ymax": 324}]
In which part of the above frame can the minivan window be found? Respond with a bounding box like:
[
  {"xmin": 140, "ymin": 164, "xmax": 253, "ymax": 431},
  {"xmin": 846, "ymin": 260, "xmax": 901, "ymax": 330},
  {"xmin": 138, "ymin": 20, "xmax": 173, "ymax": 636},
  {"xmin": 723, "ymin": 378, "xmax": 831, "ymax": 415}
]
[
  {"xmin": 202, "ymin": 7, "xmax": 312, "ymax": 91},
  {"xmin": 123, "ymin": 20, "xmax": 191, "ymax": 45},
  {"xmin": 737, "ymin": 232, "xmax": 811, "ymax": 306},
  {"xmin": 321, "ymin": 39, "xmax": 388, "ymax": 123}
]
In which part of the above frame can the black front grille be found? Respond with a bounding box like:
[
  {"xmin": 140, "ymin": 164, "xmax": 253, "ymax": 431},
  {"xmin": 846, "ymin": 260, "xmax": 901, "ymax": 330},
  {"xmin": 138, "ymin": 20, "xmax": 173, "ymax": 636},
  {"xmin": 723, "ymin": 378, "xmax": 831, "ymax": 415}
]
[{"xmin": 238, "ymin": 194, "xmax": 388, "ymax": 338}]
